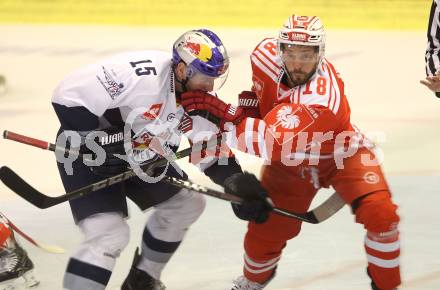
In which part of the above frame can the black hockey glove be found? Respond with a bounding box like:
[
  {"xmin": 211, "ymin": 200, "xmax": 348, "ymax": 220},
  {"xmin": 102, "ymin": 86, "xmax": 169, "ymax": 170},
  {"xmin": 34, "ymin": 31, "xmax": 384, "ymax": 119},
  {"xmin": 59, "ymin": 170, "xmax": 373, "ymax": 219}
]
[
  {"xmin": 223, "ymin": 172, "xmax": 273, "ymax": 224},
  {"xmin": 81, "ymin": 126, "xmax": 128, "ymax": 177}
]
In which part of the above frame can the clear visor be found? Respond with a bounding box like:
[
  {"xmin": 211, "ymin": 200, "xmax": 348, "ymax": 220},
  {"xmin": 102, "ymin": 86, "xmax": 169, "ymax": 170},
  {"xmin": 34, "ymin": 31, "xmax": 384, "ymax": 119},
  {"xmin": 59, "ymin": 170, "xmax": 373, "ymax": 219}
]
[
  {"xmin": 279, "ymin": 43, "xmax": 320, "ymax": 64},
  {"xmin": 186, "ymin": 64, "xmax": 229, "ymax": 92}
]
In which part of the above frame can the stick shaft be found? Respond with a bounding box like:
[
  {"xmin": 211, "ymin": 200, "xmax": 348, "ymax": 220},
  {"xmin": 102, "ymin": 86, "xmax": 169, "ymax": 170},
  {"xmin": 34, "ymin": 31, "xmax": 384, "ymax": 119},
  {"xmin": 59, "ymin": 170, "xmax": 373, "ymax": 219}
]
[
  {"xmin": 1, "ymin": 130, "xmax": 345, "ymax": 223},
  {"xmin": 3, "ymin": 130, "xmax": 53, "ymax": 150}
]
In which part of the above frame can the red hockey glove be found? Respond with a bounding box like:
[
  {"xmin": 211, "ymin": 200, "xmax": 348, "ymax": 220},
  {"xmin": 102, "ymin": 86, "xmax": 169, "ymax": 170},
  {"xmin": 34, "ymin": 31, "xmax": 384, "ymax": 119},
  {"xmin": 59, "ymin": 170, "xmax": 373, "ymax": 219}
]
[
  {"xmin": 238, "ymin": 90, "xmax": 261, "ymax": 118},
  {"xmin": 181, "ymin": 90, "xmax": 244, "ymax": 131}
]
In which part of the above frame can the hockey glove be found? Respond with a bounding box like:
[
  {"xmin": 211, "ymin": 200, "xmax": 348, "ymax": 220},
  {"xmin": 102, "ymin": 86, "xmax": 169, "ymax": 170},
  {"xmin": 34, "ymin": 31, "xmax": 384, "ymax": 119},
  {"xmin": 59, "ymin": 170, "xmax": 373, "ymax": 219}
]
[
  {"xmin": 81, "ymin": 126, "xmax": 128, "ymax": 177},
  {"xmin": 223, "ymin": 172, "xmax": 273, "ymax": 224},
  {"xmin": 238, "ymin": 90, "xmax": 261, "ymax": 118},
  {"xmin": 181, "ymin": 90, "xmax": 244, "ymax": 131}
]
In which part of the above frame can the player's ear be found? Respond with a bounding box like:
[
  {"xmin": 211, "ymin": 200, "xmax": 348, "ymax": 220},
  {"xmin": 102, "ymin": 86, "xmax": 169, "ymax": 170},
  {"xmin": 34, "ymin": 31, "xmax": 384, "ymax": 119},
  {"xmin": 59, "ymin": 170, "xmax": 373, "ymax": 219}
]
[{"xmin": 175, "ymin": 62, "xmax": 187, "ymax": 81}]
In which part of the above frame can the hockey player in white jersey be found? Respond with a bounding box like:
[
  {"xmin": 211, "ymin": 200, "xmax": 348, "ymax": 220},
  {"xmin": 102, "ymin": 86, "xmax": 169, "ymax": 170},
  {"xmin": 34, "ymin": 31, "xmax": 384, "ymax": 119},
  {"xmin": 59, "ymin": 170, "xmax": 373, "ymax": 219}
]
[
  {"xmin": 51, "ymin": 29, "xmax": 272, "ymax": 290},
  {"xmin": 0, "ymin": 214, "xmax": 39, "ymax": 290}
]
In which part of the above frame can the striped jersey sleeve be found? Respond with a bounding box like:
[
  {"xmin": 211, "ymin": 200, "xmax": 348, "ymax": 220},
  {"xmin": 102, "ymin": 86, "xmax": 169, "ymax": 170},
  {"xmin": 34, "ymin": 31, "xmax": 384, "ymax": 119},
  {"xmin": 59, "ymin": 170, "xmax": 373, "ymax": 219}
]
[
  {"xmin": 321, "ymin": 59, "xmax": 347, "ymax": 117},
  {"xmin": 250, "ymin": 38, "xmax": 282, "ymax": 85},
  {"xmin": 426, "ymin": 0, "xmax": 440, "ymax": 76},
  {"xmin": 225, "ymin": 117, "xmax": 270, "ymax": 161},
  {"xmin": 224, "ymin": 103, "xmax": 341, "ymax": 162}
]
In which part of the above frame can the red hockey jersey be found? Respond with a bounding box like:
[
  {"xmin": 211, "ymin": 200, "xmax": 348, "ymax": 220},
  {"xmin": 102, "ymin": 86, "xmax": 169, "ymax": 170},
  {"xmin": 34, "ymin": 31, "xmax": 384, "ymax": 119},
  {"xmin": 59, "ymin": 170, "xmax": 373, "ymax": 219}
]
[{"xmin": 225, "ymin": 38, "xmax": 362, "ymax": 163}]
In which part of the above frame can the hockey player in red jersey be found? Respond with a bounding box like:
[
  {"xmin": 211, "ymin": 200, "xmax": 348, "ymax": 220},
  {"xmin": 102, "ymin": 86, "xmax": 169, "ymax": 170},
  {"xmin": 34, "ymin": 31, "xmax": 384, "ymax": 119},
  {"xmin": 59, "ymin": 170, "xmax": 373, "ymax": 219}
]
[
  {"xmin": 0, "ymin": 214, "xmax": 39, "ymax": 290},
  {"xmin": 181, "ymin": 15, "xmax": 401, "ymax": 290}
]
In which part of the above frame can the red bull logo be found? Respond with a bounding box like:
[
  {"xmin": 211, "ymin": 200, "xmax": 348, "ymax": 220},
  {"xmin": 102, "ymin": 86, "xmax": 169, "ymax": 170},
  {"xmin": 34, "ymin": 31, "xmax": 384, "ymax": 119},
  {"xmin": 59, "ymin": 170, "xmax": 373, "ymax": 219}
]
[
  {"xmin": 142, "ymin": 103, "xmax": 163, "ymax": 120},
  {"xmin": 184, "ymin": 41, "xmax": 212, "ymax": 62}
]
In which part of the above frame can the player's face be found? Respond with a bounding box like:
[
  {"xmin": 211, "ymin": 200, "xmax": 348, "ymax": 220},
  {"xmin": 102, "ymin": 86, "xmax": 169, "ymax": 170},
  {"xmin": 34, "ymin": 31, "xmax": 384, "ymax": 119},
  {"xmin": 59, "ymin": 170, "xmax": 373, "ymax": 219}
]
[
  {"xmin": 186, "ymin": 72, "xmax": 216, "ymax": 92},
  {"xmin": 280, "ymin": 44, "xmax": 319, "ymax": 86},
  {"xmin": 184, "ymin": 64, "xmax": 228, "ymax": 92},
  {"xmin": 174, "ymin": 62, "xmax": 228, "ymax": 93}
]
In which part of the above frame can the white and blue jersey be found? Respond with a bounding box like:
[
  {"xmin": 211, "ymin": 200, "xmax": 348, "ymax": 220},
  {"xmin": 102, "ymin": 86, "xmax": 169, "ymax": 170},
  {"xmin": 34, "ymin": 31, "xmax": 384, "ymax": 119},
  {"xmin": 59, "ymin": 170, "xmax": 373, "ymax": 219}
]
[
  {"xmin": 52, "ymin": 50, "xmax": 241, "ymax": 222},
  {"xmin": 52, "ymin": 50, "xmax": 229, "ymax": 168}
]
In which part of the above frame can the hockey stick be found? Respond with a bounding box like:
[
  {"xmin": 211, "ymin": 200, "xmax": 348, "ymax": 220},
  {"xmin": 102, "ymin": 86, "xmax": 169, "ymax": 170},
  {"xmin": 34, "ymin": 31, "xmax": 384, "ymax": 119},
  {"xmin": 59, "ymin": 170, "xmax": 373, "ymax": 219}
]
[
  {"xmin": 0, "ymin": 211, "xmax": 65, "ymax": 253},
  {"xmin": 2, "ymin": 131, "xmax": 345, "ymax": 223},
  {"xmin": 1, "ymin": 130, "xmax": 221, "ymax": 209},
  {"xmin": 161, "ymin": 175, "xmax": 345, "ymax": 223},
  {"xmin": 0, "ymin": 166, "xmax": 343, "ymax": 224}
]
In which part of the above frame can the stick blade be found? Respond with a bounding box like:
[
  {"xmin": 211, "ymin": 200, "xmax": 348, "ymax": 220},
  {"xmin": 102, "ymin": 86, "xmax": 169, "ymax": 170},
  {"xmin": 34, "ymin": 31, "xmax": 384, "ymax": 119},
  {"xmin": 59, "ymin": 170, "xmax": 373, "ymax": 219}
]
[
  {"xmin": 311, "ymin": 192, "xmax": 345, "ymax": 223},
  {"xmin": 7, "ymin": 218, "xmax": 66, "ymax": 254},
  {"xmin": 0, "ymin": 166, "xmax": 51, "ymax": 209},
  {"xmin": 272, "ymin": 192, "xmax": 345, "ymax": 224},
  {"xmin": 35, "ymin": 243, "xmax": 65, "ymax": 254}
]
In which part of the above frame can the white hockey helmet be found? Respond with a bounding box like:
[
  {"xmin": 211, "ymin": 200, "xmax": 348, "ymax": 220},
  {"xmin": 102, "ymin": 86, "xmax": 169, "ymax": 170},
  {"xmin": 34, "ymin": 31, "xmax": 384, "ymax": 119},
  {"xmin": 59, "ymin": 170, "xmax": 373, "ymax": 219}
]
[{"xmin": 277, "ymin": 15, "xmax": 326, "ymax": 65}]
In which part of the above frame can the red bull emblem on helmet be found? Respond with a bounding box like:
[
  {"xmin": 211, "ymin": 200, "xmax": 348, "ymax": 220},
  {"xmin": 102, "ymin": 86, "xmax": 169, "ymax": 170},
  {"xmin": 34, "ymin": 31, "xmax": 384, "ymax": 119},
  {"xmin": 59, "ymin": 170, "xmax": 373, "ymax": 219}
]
[{"xmin": 184, "ymin": 41, "xmax": 212, "ymax": 62}]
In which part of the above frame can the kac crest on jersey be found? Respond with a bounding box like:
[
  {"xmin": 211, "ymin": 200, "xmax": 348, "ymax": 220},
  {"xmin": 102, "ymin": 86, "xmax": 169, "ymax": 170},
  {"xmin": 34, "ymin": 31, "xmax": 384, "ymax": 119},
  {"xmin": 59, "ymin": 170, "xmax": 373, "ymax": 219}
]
[
  {"xmin": 96, "ymin": 66, "xmax": 124, "ymax": 99},
  {"xmin": 265, "ymin": 104, "xmax": 316, "ymax": 145},
  {"xmin": 275, "ymin": 105, "xmax": 300, "ymax": 129}
]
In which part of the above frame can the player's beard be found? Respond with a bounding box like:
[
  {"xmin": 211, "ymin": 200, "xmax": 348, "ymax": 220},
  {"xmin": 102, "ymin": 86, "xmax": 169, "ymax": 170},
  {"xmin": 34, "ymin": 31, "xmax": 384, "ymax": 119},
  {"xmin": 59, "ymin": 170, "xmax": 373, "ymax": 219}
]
[
  {"xmin": 288, "ymin": 69, "xmax": 316, "ymax": 86},
  {"xmin": 286, "ymin": 62, "xmax": 319, "ymax": 87}
]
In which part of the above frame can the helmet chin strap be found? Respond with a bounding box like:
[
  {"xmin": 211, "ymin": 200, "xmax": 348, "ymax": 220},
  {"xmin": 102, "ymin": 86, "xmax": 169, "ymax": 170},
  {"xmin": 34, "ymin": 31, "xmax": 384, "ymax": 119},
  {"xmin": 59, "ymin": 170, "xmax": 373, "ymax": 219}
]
[
  {"xmin": 173, "ymin": 66, "xmax": 190, "ymax": 100},
  {"xmin": 281, "ymin": 65, "xmax": 295, "ymax": 87}
]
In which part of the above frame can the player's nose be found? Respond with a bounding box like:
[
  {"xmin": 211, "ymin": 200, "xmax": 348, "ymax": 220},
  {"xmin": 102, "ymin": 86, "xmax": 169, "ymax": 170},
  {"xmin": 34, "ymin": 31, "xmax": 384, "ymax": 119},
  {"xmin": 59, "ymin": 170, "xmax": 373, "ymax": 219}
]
[
  {"xmin": 196, "ymin": 81, "xmax": 214, "ymax": 92},
  {"xmin": 286, "ymin": 61, "xmax": 302, "ymax": 72}
]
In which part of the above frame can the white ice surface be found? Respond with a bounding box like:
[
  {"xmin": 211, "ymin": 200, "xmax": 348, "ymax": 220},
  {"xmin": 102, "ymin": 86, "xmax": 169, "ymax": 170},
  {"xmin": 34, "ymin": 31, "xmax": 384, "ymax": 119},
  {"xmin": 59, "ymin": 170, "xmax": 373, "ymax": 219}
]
[{"xmin": 0, "ymin": 25, "xmax": 439, "ymax": 289}]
